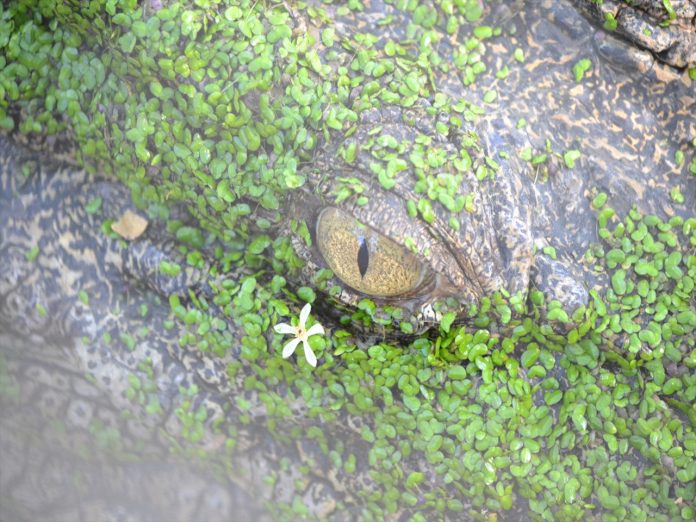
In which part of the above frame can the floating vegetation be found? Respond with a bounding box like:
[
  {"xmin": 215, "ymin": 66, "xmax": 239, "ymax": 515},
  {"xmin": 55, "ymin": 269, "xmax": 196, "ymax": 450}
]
[{"xmin": 0, "ymin": 0, "xmax": 694, "ymax": 521}]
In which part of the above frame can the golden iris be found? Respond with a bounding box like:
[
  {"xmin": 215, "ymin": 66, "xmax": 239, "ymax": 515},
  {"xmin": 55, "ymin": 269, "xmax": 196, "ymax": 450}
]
[{"xmin": 316, "ymin": 207, "xmax": 425, "ymax": 297}]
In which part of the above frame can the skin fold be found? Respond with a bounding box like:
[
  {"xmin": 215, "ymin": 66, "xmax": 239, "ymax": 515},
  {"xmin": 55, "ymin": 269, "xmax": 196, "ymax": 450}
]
[{"xmin": 572, "ymin": 0, "xmax": 696, "ymax": 68}]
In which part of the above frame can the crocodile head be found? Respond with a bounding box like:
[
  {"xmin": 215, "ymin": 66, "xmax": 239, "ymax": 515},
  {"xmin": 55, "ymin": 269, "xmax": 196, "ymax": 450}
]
[
  {"xmin": 1, "ymin": 0, "xmax": 695, "ymax": 520},
  {"xmin": 254, "ymin": 0, "xmax": 695, "ymax": 334},
  {"xmin": 282, "ymin": 102, "xmax": 539, "ymax": 333}
]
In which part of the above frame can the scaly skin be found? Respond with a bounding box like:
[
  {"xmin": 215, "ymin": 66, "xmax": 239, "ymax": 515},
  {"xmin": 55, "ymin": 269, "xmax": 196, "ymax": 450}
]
[
  {"xmin": 1, "ymin": 0, "xmax": 695, "ymax": 520},
  {"xmin": 573, "ymin": 0, "xmax": 696, "ymax": 68}
]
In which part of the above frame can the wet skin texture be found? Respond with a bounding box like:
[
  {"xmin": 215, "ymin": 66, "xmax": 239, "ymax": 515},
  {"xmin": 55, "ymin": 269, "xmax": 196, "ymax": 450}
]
[
  {"xmin": 284, "ymin": 0, "xmax": 694, "ymax": 330},
  {"xmin": 573, "ymin": 0, "xmax": 696, "ymax": 68},
  {"xmin": 1, "ymin": 0, "xmax": 695, "ymax": 520}
]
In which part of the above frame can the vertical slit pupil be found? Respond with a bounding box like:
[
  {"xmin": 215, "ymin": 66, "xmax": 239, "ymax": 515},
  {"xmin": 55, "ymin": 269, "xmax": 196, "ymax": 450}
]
[{"xmin": 357, "ymin": 236, "xmax": 369, "ymax": 278}]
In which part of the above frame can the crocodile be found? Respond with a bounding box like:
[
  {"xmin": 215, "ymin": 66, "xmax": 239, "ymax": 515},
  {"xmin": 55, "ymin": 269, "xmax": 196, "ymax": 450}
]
[
  {"xmin": 1, "ymin": 0, "xmax": 695, "ymax": 521},
  {"xmin": 573, "ymin": 0, "xmax": 696, "ymax": 68}
]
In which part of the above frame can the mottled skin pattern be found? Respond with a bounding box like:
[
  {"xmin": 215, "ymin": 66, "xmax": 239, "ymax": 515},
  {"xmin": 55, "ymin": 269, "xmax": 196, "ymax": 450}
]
[
  {"xmin": 1, "ymin": 0, "xmax": 695, "ymax": 520},
  {"xmin": 286, "ymin": 0, "xmax": 694, "ymax": 330},
  {"xmin": 574, "ymin": 0, "xmax": 696, "ymax": 68},
  {"xmin": 0, "ymin": 142, "xmax": 253, "ymax": 519},
  {"xmin": 0, "ymin": 139, "xmax": 363, "ymax": 520}
]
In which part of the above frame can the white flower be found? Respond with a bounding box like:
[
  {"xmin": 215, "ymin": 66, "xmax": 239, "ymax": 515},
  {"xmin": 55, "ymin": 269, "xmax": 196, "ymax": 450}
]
[{"xmin": 273, "ymin": 303, "xmax": 325, "ymax": 367}]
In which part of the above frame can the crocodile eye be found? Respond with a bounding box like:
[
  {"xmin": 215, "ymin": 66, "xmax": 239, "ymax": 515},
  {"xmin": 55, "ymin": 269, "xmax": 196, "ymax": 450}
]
[{"xmin": 316, "ymin": 207, "xmax": 425, "ymax": 298}]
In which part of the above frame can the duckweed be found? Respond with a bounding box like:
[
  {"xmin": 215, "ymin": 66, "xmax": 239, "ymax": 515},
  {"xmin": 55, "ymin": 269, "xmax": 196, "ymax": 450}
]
[
  {"xmin": 572, "ymin": 58, "xmax": 592, "ymax": 82},
  {"xmin": 24, "ymin": 245, "xmax": 40, "ymax": 262},
  {"xmin": 2, "ymin": 0, "xmax": 695, "ymax": 521}
]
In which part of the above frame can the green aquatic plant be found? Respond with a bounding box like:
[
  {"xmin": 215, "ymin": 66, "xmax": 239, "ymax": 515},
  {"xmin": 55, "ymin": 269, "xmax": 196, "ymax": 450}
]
[{"xmin": 0, "ymin": 0, "xmax": 695, "ymax": 520}]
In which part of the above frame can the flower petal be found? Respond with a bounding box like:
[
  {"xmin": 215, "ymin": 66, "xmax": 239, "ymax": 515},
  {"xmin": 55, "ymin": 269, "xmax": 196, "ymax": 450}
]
[
  {"xmin": 302, "ymin": 339, "xmax": 317, "ymax": 367},
  {"xmin": 299, "ymin": 302, "xmax": 311, "ymax": 328},
  {"xmin": 273, "ymin": 323, "xmax": 295, "ymax": 335},
  {"xmin": 282, "ymin": 338, "xmax": 301, "ymax": 358},
  {"xmin": 305, "ymin": 323, "xmax": 325, "ymax": 337}
]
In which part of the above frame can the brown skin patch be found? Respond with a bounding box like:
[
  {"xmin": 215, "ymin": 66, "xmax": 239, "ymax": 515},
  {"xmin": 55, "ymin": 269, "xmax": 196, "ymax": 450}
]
[{"xmin": 111, "ymin": 210, "xmax": 148, "ymax": 241}]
